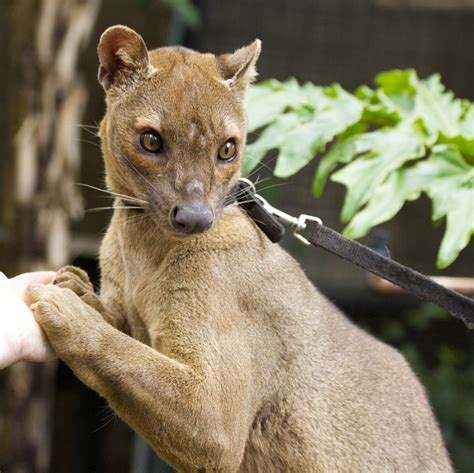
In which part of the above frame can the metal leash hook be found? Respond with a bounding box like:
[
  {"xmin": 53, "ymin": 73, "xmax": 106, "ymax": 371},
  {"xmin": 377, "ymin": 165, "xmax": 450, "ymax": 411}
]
[
  {"xmin": 238, "ymin": 178, "xmax": 322, "ymax": 246},
  {"xmin": 293, "ymin": 214, "xmax": 323, "ymax": 246}
]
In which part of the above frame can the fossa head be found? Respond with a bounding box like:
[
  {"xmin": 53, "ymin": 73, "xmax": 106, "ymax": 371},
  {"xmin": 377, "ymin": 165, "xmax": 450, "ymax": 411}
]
[{"xmin": 97, "ymin": 25, "xmax": 260, "ymax": 237}]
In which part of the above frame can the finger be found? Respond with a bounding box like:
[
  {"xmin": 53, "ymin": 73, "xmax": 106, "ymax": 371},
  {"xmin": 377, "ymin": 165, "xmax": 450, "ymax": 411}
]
[
  {"xmin": 10, "ymin": 271, "xmax": 57, "ymax": 297},
  {"xmin": 29, "ymin": 271, "xmax": 57, "ymax": 285},
  {"xmin": 20, "ymin": 314, "xmax": 58, "ymax": 363}
]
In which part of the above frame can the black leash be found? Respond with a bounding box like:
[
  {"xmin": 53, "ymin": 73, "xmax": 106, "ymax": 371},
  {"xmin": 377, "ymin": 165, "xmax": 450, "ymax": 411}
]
[
  {"xmin": 302, "ymin": 221, "xmax": 474, "ymax": 328},
  {"xmin": 232, "ymin": 179, "xmax": 474, "ymax": 329}
]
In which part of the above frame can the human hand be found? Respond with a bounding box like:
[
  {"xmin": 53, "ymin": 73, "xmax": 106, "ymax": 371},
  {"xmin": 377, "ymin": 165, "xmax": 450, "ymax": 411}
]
[
  {"xmin": 0, "ymin": 271, "xmax": 57, "ymax": 369},
  {"xmin": 25, "ymin": 280, "xmax": 107, "ymax": 363}
]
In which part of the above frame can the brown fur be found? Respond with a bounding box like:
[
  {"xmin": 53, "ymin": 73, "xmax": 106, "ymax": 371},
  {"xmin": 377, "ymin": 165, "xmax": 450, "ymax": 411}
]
[{"xmin": 26, "ymin": 25, "xmax": 452, "ymax": 472}]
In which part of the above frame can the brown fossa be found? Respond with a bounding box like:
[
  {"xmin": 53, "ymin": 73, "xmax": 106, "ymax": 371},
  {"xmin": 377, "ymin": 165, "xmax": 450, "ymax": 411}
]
[{"xmin": 26, "ymin": 25, "xmax": 452, "ymax": 472}]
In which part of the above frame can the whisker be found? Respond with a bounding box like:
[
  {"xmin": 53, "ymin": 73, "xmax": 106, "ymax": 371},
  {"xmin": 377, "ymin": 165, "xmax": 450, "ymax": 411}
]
[
  {"xmin": 77, "ymin": 123, "xmax": 100, "ymax": 132},
  {"xmin": 244, "ymin": 153, "xmax": 277, "ymax": 176},
  {"xmin": 227, "ymin": 185, "xmax": 261, "ymax": 202},
  {"xmin": 80, "ymin": 138, "xmax": 101, "ymax": 149},
  {"xmin": 247, "ymin": 162, "xmax": 271, "ymax": 177},
  {"xmin": 77, "ymin": 123, "xmax": 100, "ymax": 130},
  {"xmin": 117, "ymin": 150, "xmax": 156, "ymax": 191},
  {"xmin": 225, "ymin": 190, "xmax": 251, "ymax": 203},
  {"xmin": 226, "ymin": 199, "xmax": 259, "ymax": 206},
  {"xmin": 85, "ymin": 206, "xmax": 145, "ymax": 213},
  {"xmin": 255, "ymin": 182, "xmax": 292, "ymax": 193},
  {"xmin": 77, "ymin": 124, "xmax": 101, "ymax": 141},
  {"xmin": 93, "ymin": 410, "xmax": 117, "ymax": 433},
  {"xmin": 76, "ymin": 183, "xmax": 148, "ymax": 204},
  {"xmin": 253, "ymin": 176, "xmax": 272, "ymax": 187},
  {"xmin": 226, "ymin": 179, "xmax": 271, "ymax": 201}
]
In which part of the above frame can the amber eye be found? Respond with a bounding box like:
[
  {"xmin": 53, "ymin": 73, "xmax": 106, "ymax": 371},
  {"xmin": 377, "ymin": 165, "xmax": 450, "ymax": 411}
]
[
  {"xmin": 140, "ymin": 131, "xmax": 162, "ymax": 153},
  {"xmin": 218, "ymin": 140, "xmax": 237, "ymax": 161}
]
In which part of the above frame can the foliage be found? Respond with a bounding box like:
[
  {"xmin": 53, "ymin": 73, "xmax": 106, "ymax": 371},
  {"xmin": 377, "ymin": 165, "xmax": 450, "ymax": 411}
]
[{"xmin": 245, "ymin": 70, "xmax": 474, "ymax": 269}]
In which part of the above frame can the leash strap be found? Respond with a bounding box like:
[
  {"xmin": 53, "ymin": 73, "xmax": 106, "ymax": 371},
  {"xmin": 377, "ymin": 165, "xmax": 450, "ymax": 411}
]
[
  {"xmin": 232, "ymin": 178, "xmax": 474, "ymax": 328},
  {"xmin": 302, "ymin": 221, "xmax": 474, "ymax": 328}
]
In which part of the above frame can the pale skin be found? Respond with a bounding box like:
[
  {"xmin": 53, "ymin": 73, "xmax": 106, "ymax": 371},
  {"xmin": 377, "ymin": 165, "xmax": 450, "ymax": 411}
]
[{"xmin": 0, "ymin": 271, "xmax": 56, "ymax": 369}]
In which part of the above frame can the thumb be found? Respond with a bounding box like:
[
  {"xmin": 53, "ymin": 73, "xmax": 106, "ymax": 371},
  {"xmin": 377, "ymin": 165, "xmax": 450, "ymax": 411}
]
[{"xmin": 10, "ymin": 271, "xmax": 57, "ymax": 299}]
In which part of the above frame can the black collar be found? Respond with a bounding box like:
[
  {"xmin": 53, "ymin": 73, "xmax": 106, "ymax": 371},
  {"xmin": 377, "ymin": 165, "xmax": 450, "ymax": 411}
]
[{"xmin": 226, "ymin": 179, "xmax": 285, "ymax": 243}]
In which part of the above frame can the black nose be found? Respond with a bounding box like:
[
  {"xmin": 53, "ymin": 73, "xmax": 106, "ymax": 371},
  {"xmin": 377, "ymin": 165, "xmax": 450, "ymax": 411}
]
[{"xmin": 171, "ymin": 203, "xmax": 214, "ymax": 234}]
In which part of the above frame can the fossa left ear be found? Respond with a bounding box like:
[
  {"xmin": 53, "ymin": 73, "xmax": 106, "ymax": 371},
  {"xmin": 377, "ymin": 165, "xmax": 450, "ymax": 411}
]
[
  {"xmin": 97, "ymin": 25, "xmax": 149, "ymax": 91},
  {"xmin": 217, "ymin": 39, "xmax": 262, "ymax": 93}
]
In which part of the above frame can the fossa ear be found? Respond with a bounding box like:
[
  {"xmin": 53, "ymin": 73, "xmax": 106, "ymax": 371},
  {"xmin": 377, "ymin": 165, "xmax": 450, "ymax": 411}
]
[
  {"xmin": 217, "ymin": 39, "xmax": 261, "ymax": 93},
  {"xmin": 97, "ymin": 25, "xmax": 149, "ymax": 91}
]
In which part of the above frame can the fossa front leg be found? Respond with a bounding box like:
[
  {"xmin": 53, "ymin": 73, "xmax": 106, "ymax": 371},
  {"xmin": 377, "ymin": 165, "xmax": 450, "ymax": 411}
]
[{"xmin": 25, "ymin": 284, "xmax": 245, "ymax": 472}]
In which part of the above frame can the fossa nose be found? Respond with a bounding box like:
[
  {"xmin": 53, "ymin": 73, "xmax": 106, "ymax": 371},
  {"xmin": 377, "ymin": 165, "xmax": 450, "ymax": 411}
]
[{"xmin": 171, "ymin": 202, "xmax": 214, "ymax": 235}]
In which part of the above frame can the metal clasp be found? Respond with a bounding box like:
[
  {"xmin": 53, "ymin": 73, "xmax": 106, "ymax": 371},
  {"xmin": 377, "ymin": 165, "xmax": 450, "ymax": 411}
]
[
  {"xmin": 293, "ymin": 214, "xmax": 323, "ymax": 245},
  {"xmin": 253, "ymin": 192, "xmax": 322, "ymax": 246},
  {"xmin": 237, "ymin": 178, "xmax": 322, "ymax": 245}
]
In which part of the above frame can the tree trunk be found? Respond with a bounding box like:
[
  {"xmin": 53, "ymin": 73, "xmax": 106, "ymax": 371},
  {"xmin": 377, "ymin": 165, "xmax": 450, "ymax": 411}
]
[{"xmin": 0, "ymin": 1, "xmax": 100, "ymax": 471}]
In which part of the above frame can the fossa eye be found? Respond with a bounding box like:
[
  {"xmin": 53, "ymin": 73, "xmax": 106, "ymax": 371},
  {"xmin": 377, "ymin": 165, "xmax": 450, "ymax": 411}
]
[
  {"xmin": 218, "ymin": 140, "xmax": 237, "ymax": 161},
  {"xmin": 140, "ymin": 131, "xmax": 162, "ymax": 153}
]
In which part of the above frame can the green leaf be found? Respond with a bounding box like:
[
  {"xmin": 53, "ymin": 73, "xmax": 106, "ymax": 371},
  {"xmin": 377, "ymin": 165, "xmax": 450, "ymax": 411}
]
[
  {"xmin": 458, "ymin": 101, "xmax": 474, "ymax": 137},
  {"xmin": 331, "ymin": 123, "xmax": 425, "ymax": 222},
  {"xmin": 413, "ymin": 74, "xmax": 463, "ymax": 140},
  {"xmin": 374, "ymin": 70, "xmax": 469, "ymax": 142},
  {"xmin": 273, "ymin": 86, "xmax": 362, "ymax": 177},
  {"xmin": 420, "ymin": 146, "xmax": 472, "ymax": 219},
  {"xmin": 375, "ymin": 69, "xmax": 418, "ymax": 95},
  {"xmin": 246, "ymin": 78, "xmax": 307, "ymax": 131},
  {"xmin": 437, "ymin": 187, "xmax": 474, "ymax": 268},
  {"xmin": 420, "ymin": 145, "xmax": 474, "ymax": 268},
  {"xmin": 343, "ymin": 168, "xmax": 424, "ymax": 238},
  {"xmin": 243, "ymin": 112, "xmax": 302, "ymax": 176},
  {"xmin": 437, "ymin": 133, "xmax": 474, "ymax": 164},
  {"xmin": 312, "ymin": 122, "xmax": 368, "ymax": 196},
  {"xmin": 374, "ymin": 69, "xmax": 417, "ymax": 115}
]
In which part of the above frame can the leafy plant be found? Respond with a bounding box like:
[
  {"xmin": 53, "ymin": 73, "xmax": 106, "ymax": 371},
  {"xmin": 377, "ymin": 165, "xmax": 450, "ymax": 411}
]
[{"xmin": 244, "ymin": 70, "xmax": 474, "ymax": 269}]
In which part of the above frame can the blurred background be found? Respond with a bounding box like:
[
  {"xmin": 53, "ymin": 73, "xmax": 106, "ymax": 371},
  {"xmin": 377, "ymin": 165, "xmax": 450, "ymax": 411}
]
[{"xmin": 0, "ymin": 0, "xmax": 473, "ymax": 472}]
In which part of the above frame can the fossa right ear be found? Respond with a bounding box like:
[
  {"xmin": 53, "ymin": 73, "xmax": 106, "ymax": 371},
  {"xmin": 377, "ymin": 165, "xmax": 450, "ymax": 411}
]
[
  {"xmin": 97, "ymin": 25, "xmax": 149, "ymax": 91},
  {"xmin": 217, "ymin": 39, "xmax": 262, "ymax": 95}
]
